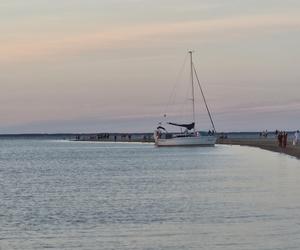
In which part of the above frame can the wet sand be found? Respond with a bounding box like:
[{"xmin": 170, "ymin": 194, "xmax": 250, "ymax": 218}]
[{"xmin": 218, "ymin": 138, "xmax": 300, "ymax": 159}]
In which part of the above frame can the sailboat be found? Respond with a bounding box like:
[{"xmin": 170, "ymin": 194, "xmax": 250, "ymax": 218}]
[{"xmin": 154, "ymin": 51, "xmax": 217, "ymax": 147}]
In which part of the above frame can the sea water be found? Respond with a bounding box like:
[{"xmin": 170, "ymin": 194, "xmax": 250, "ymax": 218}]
[{"xmin": 1, "ymin": 139, "xmax": 300, "ymax": 250}]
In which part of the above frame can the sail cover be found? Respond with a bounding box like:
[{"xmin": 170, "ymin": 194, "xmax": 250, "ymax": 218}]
[{"xmin": 168, "ymin": 122, "xmax": 195, "ymax": 130}]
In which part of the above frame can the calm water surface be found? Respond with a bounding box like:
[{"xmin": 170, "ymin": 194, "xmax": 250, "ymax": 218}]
[{"xmin": 1, "ymin": 140, "xmax": 300, "ymax": 250}]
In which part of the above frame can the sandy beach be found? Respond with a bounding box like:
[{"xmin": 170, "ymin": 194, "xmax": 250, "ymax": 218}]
[{"xmin": 218, "ymin": 137, "xmax": 300, "ymax": 159}]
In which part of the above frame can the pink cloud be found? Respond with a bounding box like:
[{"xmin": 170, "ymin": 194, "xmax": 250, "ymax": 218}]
[{"xmin": 1, "ymin": 14, "xmax": 300, "ymax": 63}]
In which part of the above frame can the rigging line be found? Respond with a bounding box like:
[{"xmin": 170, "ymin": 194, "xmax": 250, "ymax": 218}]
[
  {"xmin": 161, "ymin": 53, "xmax": 189, "ymax": 119},
  {"xmin": 193, "ymin": 64, "xmax": 217, "ymax": 132}
]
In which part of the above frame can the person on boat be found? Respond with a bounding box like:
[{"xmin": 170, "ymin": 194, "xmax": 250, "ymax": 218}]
[{"xmin": 156, "ymin": 130, "xmax": 161, "ymax": 139}]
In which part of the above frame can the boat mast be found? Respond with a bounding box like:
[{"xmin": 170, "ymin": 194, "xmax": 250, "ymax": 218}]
[{"xmin": 189, "ymin": 50, "xmax": 196, "ymax": 133}]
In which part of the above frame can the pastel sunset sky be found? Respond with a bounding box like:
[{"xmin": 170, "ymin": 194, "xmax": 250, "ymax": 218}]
[{"xmin": 1, "ymin": 0, "xmax": 300, "ymax": 133}]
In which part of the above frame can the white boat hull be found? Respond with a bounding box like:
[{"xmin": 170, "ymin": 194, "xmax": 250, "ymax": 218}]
[{"xmin": 154, "ymin": 135, "xmax": 216, "ymax": 147}]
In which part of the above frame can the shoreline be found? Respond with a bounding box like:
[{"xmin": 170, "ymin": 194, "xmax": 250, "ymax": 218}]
[
  {"xmin": 218, "ymin": 138, "xmax": 300, "ymax": 159},
  {"xmin": 1, "ymin": 133, "xmax": 300, "ymax": 160}
]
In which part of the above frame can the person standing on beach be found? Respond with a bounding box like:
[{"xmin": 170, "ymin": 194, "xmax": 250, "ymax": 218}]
[
  {"xmin": 283, "ymin": 132, "xmax": 288, "ymax": 148},
  {"xmin": 293, "ymin": 130, "xmax": 299, "ymax": 145},
  {"xmin": 278, "ymin": 132, "xmax": 283, "ymax": 147}
]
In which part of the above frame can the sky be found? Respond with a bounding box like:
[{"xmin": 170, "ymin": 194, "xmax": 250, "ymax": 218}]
[{"xmin": 0, "ymin": 0, "xmax": 300, "ymax": 133}]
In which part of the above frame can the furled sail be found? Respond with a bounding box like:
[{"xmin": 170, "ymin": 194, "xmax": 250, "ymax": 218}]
[{"xmin": 167, "ymin": 122, "xmax": 195, "ymax": 130}]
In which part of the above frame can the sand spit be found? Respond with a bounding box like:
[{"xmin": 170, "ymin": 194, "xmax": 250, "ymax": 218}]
[{"xmin": 218, "ymin": 138, "xmax": 300, "ymax": 159}]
